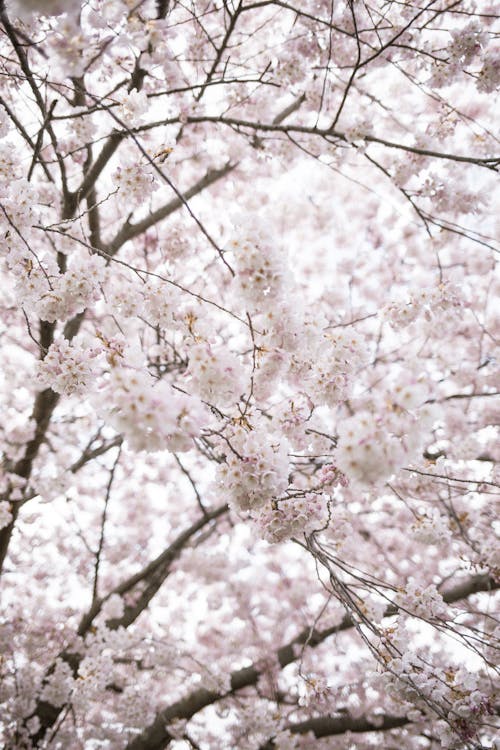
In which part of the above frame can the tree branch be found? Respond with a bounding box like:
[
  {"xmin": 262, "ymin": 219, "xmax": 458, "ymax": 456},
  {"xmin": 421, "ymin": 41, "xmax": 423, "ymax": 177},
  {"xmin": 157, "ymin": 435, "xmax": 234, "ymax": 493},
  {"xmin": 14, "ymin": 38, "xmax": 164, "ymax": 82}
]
[
  {"xmin": 0, "ymin": 9, "xmax": 69, "ymax": 194},
  {"xmin": 22, "ymin": 504, "xmax": 228, "ymax": 747},
  {"xmin": 260, "ymin": 712, "xmax": 409, "ymax": 749},
  {"xmin": 138, "ymin": 116, "xmax": 499, "ymax": 171},
  {"xmin": 0, "ymin": 386, "xmax": 59, "ymax": 577},
  {"xmin": 78, "ymin": 503, "xmax": 229, "ymax": 635},
  {"xmin": 106, "ymin": 161, "xmax": 236, "ymax": 256},
  {"xmin": 123, "ymin": 574, "xmax": 497, "ymax": 750},
  {"xmin": 73, "ymin": 130, "xmax": 124, "ymax": 207}
]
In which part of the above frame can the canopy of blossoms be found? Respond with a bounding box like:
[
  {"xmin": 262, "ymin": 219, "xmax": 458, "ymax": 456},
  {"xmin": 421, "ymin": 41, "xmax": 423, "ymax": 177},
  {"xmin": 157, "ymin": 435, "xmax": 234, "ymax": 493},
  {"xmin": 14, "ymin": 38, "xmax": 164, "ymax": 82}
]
[{"xmin": 0, "ymin": 0, "xmax": 498, "ymax": 749}]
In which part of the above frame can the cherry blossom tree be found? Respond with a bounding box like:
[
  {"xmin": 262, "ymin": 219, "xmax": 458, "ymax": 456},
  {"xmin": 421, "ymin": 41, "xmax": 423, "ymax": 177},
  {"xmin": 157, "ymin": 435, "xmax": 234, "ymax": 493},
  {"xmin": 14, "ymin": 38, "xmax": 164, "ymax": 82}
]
[{"xmin": 0, "ymin": 0, "xmax": 499, "ymax": 748}]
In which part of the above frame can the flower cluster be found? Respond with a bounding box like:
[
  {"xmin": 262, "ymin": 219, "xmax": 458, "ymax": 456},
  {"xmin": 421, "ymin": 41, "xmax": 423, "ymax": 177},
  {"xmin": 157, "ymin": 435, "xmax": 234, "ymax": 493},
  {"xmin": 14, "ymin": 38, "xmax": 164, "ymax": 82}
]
[
  {"xmin": 185, "ymin": 342, "xmax": 246, "ymax": 410},
  {"xmin": 36, "ymin": 339, "xmax": 102, "ymax": 396},
  {"xmin": 311, "ymin": 330, "xmax": 368, "ymax": 406},
  {"xmin": 448, "ymin": 22, "xmax": 486, "ymax": 65},
  {"xmin": 390, "ymin": 381, "xmax": 429, "ymax": 411},
  {"xmin": 9, "ymin": 0, "xmax": 80, "ymax": 18},
  {"xmin": 1, "ymin": 178, "xmax": 38, "ymax": 238},
  {"xmin": 255, "ymin": 305, "xmax": 368, "ymax": 408},
  {"xmin": 477, "ymin": 50, "xmax": 500, "ymax": 94},
  {"xmin": 411, "ymin": 508, "xmax": 452, "ymax": 545},
  {"xmin": 216, "ymin": 426, "xmax": 290, "ymax": 512},
  {"xmin": 380, "ymin": 641, "xmax": 493, "ymax": 749},
  {"xmin": 104, "ymin": 271, "xmax": 144, "ymax": 319},
  {"xmin": 115, "ymin": 90, "xmax": 149, "ymax": 127},
  {"xmin": 113, "ymin": 161, "xmax": 157, "ymax": 203},
  {"xmin": 0, "ymin": 143, "xmax": 19, "ymax": 180},
  {"xmin": 421, "ymin": 174, "xmax": 486, "ymax": 216},
  {"xmin": 12, "ymin": 252, "xmax": 106, "ymax": 324},
  {"xmin": 343, "ymin": 115, "xmax": 373, "ymax": 144},
  {"xmin": 382, "ymin": 283, "xmax": 463, "ymax": 331},
  {"xmin": 2, "ymin": 417, "xmax": 36, "ymax": 463},
  {"xmin": 334, "ymin": 393, "xmax": 434, "ymax": 488},
  {"xmin": 0, "ymin": 107, "xmax": 9, "ymax": 140},
  {"xmin": 100, "ymin": 594, "xmax": 125, "ymax": 622},
  {"xmin": 229, "ymin": 229, "xmax": 288, "ymax": 313},
  {"xmin": 272, "ymin": 393, "xmax": 314, "ymax": 448},
  {"xmin": 299, "ymin": 674, "xmax": 333, "ymax": 709},
  {"xmin": 381, "ymin": 299, "xmax": 420, "ymax": 329},
  {"xmin": 143, "ymin": 281, "xmax": 211, "ymax": 338},
  {"xmin": 394, "ymin": 579, "xmax": 448, "ymax": 620},
  {"xmin": 39, "ymin": 658, "xmax": 74, "ymax": 709},
  {"xmin": 99, "ymin": 367, "xmax": 206, "ymax": 452},
  {"xmin": 317, "ymin": 463, "xmax": 349, "ymax": 488},
  {"xmin": 255, "ymin": 493, "xmax": 328, "ymax": 543},
  {"xmin": 334, "ymin": 412, "xmax": 406, "ymax": 488},
  {"xmin": 48, "ymin": 16, "xmax": 93, "ymax": 78},
  {"xmin": 143, "ymin": 281, "xmax": 182, "ymax": 329}
]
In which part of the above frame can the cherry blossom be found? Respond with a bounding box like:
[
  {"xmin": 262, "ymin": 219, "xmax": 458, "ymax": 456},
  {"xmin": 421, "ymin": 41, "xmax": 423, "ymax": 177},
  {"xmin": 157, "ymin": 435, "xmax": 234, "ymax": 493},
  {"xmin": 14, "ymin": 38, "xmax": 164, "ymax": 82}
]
[{"xmin": 0, "ymin": 1, "xmax": 498, "ymax": 749}]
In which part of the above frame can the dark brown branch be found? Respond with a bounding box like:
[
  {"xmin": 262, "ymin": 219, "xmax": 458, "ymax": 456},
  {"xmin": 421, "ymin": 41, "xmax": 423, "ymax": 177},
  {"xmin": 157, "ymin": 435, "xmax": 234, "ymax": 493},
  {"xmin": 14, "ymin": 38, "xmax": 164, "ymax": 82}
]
[
  {"xmin": 330, "ymin": 1, "xmax": 361, "ymax": 131},
  {"xmin": 101, "ymin": 98, "xmax": 313, "ymax": 261},
  {"xmin": 156, "ymin": 0, "xmax": 170, "ymax": 19},
  {"xmin": 92, "ymin": 446, "xmax": 122, "ymax": 603},
  {"xmin": 22, "ymin": 504, "xmax": 228, "ymax": 747},
  {"xmin": 272, "ymin": 93, "xmax": 306, "ymax": 125},
  {"xmin": 83, "ymin": 141, "xmax": 104, "ymax": 251},
  {"xmin": 0, "ymin": 386, "xmax": 59, "ymax": 576},
  {"xmin": 0, "ymin": 298, "xmax": 84, "ymax": 577},
  {"xmin": 27, "ymin": 98, "xmax": 57, "ymax": 181},
  {"xmin": 102, "ymin": 507, "xmax": 228, "ymax": 627},
  {"xmin": 196, "ymin": 0, "xmax": 243, "ymax": 101},
  {"xmin": 123, "ymin": 574, "xmax": 497, "ymax": 750},
  {"xmin": 260, "ymin": 713, "xmax": 409, "ymax": 749},
  {"xmin": 73, "ymin": 130, "xmax": 124, "ymax": 208},
  {"xmin": 106, "ymin": 162, "xmax": 236, "ymax": 256},
  {"xmin": 138, "ymin": 116, "xmax": 499, "ymax": 171},
  {"xmin": 69, "ymin": 436, "xmax": 123, "ymax": 474},
  {"xmin": 81, "ymin": 503, "xmax": 228, "ymax": 634},
  {"xmin": 0, "ymin": 95, "xmax": 53, "ymax": 181},
  {"xmin": 0, "ymin": 9, "xmax": 69, "ymax": 194}
]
